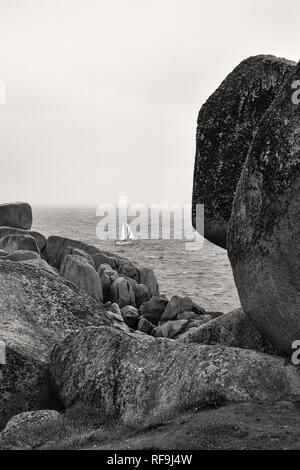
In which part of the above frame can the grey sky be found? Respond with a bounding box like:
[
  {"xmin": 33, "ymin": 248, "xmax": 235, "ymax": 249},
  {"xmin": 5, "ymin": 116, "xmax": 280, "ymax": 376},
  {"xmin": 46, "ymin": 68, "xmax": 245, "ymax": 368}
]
[{"xmin": 0, "ymin": 0, "xmax": 298, "ymax": 206}]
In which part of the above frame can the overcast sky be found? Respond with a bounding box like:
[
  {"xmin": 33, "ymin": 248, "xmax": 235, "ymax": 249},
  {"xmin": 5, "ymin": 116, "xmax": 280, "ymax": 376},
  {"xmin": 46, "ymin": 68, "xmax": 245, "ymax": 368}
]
[{"xmin": 0, "ymin": 0, "xmax": 298, "ymax": 206}]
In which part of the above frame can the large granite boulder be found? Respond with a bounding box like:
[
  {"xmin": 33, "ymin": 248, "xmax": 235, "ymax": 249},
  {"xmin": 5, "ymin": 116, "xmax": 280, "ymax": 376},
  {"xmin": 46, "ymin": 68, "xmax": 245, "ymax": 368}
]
[
  {"xmin": 57, "ymin": 246, "xmax": 95, "ymax": 271},
  {"xmin": 60, "ymin": 255, "xmax": 103, "ymax": 302},
  {"xmin": 227, "ymin": 61, "xmax": 300, "ymax": 355},
  {"xmin": 50, "ymin": 326, "xmax": 300, "ymax": 424},
  {"xmin": 178, "ymin": 308, "xmax": 277, "ymax": 354},
  {"xmin": 138, "ymin": 267, "xmax": 159, "ymax": 297},
  {"xmin": 0, "ymin": 234, "xmax": 40, "ymax": 254},
  {"xmin": 0, "ymin": 203, "xmax": 32, "ymax": 230},
  {"xmin": 110, "ymin": 277, "xmax": 135, "ymax": 309},
  {"xmin": 0, "ymin": 260, "xmax": 111, "ymax": 428},
  {"xmin": 192, "ymin": 55, "xmax": 296, "ymax": 248},
  {"xmin": 0, "ymin": 228, "xmax": 46, "ymax": 252},
  {"xmin": 161, "ymin": 296, "xmax": 193, "ymax": 321}
]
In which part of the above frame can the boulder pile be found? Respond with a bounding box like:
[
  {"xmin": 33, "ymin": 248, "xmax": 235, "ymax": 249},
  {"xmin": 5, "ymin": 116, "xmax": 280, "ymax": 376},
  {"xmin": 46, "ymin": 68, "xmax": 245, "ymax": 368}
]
[{"xmin": 0, "ymin": 202, "xmax": 218, "ymax": 429}]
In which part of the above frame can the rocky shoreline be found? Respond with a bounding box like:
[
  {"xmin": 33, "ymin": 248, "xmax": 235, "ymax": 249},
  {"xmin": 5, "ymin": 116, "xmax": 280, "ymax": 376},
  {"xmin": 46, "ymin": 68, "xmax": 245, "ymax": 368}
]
[{"xmin": 0, "ymin": 53, "xmax": 299, "ymax": 450}]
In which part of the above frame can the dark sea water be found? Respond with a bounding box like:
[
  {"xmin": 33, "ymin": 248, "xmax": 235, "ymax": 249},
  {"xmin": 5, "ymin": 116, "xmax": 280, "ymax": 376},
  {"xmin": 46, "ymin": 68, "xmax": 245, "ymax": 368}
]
[{"xmin": 32, "ymin": 206, "xmax": 240, "ymax": 313}]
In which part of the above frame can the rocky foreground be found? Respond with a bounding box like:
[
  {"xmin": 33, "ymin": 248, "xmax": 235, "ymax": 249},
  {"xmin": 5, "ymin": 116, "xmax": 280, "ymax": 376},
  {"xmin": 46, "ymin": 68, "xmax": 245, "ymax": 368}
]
[
  {"xmin": 0, "ymin": 54, "xmax": 299, "ymax": 449},
  {"xmin": 0, "ymin": 196, "xmax": 299, "ymax": 449}
]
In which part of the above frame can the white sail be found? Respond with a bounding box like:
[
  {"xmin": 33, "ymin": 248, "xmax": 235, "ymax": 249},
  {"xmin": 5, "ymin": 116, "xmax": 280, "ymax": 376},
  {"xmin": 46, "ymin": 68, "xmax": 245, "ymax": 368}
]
[
  {"xmin": 127, "ymin": 223, "xmax": 134, "ymax": 240},
  {"xmin": 120, "ymin": 222, "xmax": 127, "ymax": 241},
  {"xmin": 119, "ymin": 221, "xmax": 134, "ymax": 242}
]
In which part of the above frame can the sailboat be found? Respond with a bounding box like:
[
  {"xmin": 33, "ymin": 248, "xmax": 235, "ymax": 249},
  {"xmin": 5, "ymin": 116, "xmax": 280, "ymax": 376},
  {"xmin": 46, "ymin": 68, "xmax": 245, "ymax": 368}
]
[{"xmin": 116, "ymin": 221, "xmax": 135, "ymax": 245}]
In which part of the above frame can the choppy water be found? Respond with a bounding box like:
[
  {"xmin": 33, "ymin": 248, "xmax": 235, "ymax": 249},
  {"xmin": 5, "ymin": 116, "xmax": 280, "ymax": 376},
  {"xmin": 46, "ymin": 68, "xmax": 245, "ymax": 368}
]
[{"xmin": 32, "ymin": 206, "xmax": 240, "ymax": 313}]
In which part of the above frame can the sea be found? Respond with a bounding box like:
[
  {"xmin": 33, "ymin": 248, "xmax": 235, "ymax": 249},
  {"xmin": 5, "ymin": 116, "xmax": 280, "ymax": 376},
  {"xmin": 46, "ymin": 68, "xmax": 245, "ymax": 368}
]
[{"xmin": 32, "ymin": 206, "xmax": 240, "ymax": 313}]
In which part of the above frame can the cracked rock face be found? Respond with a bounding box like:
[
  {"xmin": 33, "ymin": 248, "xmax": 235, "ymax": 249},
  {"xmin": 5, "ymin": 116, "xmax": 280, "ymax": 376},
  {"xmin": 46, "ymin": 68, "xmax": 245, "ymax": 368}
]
[
  {"xmin": 192, "ymin": 55, "xmax": 295, "ymax": 248},
  {"xmin": 50, "ymin": 326, "xmax": 300, "ymax": 424},
  {"xmin": 227, "ymin": 61, "xmax": 300, "ymax": 355}
]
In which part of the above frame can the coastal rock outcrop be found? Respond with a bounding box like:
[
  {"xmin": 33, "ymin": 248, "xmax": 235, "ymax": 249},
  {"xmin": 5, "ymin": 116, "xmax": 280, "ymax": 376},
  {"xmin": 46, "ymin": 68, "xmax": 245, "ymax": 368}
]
[
  {"xmin": 50, "ymin": 326, "xmax": 300, "ymax": 424},
  {"xmin": 227, "ymin": 61, "xmax": 300, "ymax": 355},
  {"xmin": 60, "ymin": 254, "xmax": 103, "ymax": 302},
  {"xmin": 154, "ymin": 319, "xmax": 189, "ymax": 339},
  {"xmin": 57, "ymin": 247, "xmax": 95, "ymax": 270},
  {"xmin": 44, "ymin": 236, "xmax": 140, "ymax": 281},
  {"xmin": 0, "ymin": 203, "xmax": 32, "ymax": 230},
  {"xmin": 110, "ymin": 277, "xmax": 135, "ymax": 309},
  {"xmin": 138, "ymin": 267, "xmax": 159, "ymax": 297},
  {"xmin": 139, "ymin": 297, "xmax": 169, "ymax": 318},
  {"xmin": 161, "ymin": 296, "xmax": 194, "ymax": 321},
  {"xmin": 192, "ymin": 55, "xmax": 296, "ymax": 248},
  {"xmin": 0, "ymin": 260, "xmax": 111, "ymax": 428}
]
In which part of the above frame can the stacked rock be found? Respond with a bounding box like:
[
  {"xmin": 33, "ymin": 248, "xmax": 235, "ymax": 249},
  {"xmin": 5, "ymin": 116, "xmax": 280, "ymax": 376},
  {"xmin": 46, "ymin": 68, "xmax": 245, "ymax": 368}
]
[{"xmin": 0, "ymin": 203, "xmax": 219, "ymax": 341}]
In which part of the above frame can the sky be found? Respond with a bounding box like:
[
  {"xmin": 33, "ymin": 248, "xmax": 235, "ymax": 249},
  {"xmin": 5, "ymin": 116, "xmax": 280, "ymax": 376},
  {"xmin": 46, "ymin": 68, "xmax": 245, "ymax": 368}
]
[{"xmin": 0, "ymin": 0, "xmax": 299, "ymax": 207}]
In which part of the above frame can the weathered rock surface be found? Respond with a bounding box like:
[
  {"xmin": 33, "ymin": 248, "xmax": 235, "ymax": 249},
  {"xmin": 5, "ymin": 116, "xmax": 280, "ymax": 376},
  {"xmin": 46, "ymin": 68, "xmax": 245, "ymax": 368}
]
[
  {"xmin": 105, "ymin": 302, "xmax": 122, "ymax": 317},
  {"xmin": 139, "ymin": 296, "xmax": 168, "ymax": 318},
  {"xmin": 227, "ymin": 60, "xmax": 300, "ymax": 355},
  {"xmin": 0, "ymin": 410, "xmax": 61, "ymax": 439},
  {"xmin": 121, "ymin": 306, "xmax": 140, "ymax": 329},
  {"xmin": 0, "ymin": 261, "xmax": 111, "ymax": 428},
  {"xmin": 0, "ymin": 203, "xmax": 32, "ymax": 230},
  {"xmin": 18, "ymin": 258, "xmax": 58, "ymax": 275},
  {"xmin": 138, "ymin": 317, "xmax": 155, "ymax": 335},
  {"xmin": 192, "ymin": 55, "xmax": 296, "ymax": 248},
  {"xmin": 57, "ymin": 246, "xmax": 95, "ymax": 271},
  {"xmin": 131, "ymin": 282, "xmax": 150, "ymax": 308},
  {"xmin": 161, "ymin": 296, "xmax": 193, "ymax": 321},
  {"xmin": 5, "ymin": 250, "xmax": 40, "ymax": 262},
  {"xmin": 0, "ymin": 250, "xmax": 7, "ymax": 258},
  {"xmin": 0, "ymin": 234, "xmax": 40, "ymax": 254},
  {"xmin": 50, "ymin": 326, "xmax": 300, "ymax": 424},
  {"xmin": 110, "ymin": 277, "xmax": 135, "ymax": 308},
  {"xmin": 0, "ymin": 227, "xmax": 46, "ymax": 251},
  {"xmin": 155, "ymin": 320, "xmax": 188, "ymax": 339},
  {"xmin": 113, "ymin": 322, "xmax": 131, "ymax": 334},
  {"xmin": 178, "ymin": 308, "xmax": 277, "ymax": 354},
  {"xmin": 138, "ymin": 267, "xmax": 159, "ymax": 297},
  {"xmin": 98, "ymin": 264, "xmax": 119, "ymax": 301},
  {"xmin": 60, "ymin": 255, "xmax": 103, "ymax": 302}
]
